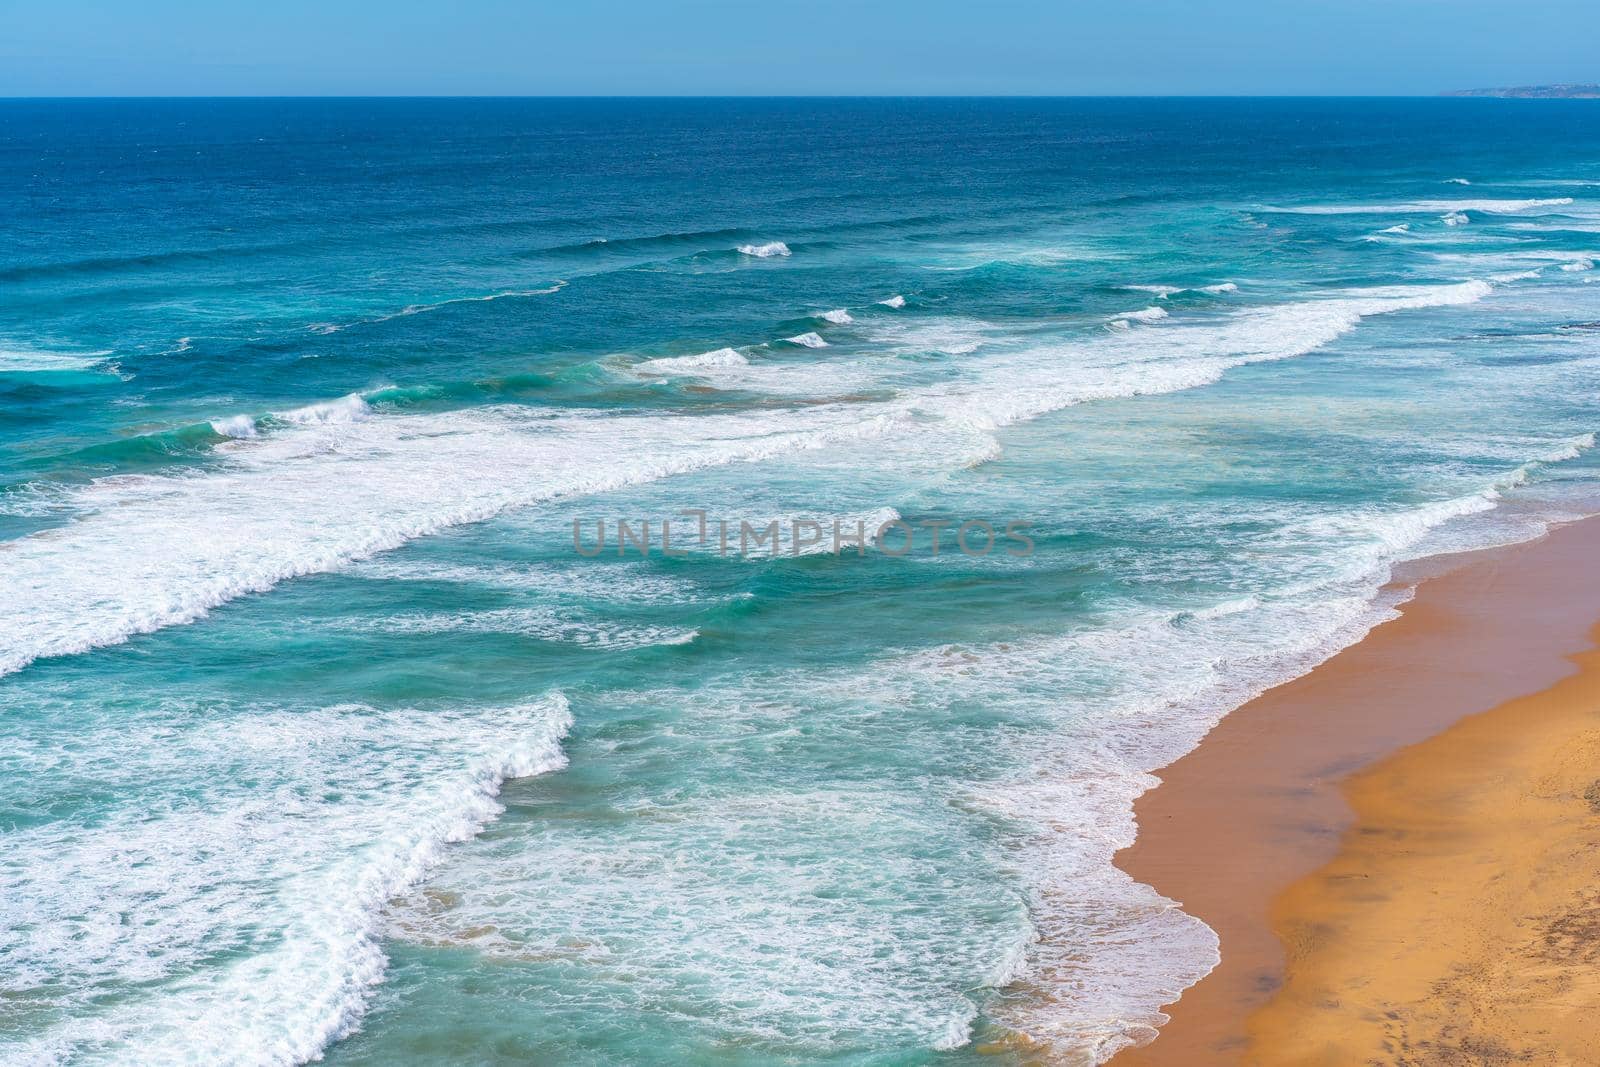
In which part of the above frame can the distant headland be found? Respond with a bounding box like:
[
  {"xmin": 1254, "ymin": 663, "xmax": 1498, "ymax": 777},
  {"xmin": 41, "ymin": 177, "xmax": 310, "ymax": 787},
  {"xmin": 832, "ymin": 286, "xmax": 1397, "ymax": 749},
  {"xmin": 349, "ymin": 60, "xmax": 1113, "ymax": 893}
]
[{"xmin": 1444, "ymin": 84, "xmax": 1600, "ymax": 98}]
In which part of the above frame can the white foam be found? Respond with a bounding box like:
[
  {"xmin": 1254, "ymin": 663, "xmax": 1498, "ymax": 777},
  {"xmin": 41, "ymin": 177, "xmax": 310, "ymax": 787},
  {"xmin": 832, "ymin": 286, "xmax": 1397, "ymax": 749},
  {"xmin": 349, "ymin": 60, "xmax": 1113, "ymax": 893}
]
[
  {"xmin": 0, "ymin": 693, "xmax": 572, "ymax": 1066},
  {"xmin": 389, "ymin": 775, "xmax": 1015, "ymax": 1058},
  {"xmin": 1274, "ymin": 198, "xmax": 1574, "ymax": 215},
  {"xmin": 0, "ymin": 347, "xmax": 112, "ymax": 374},
  {"xmin": 311, "ymin": 284, "xmax": 567, "ymax": 334},
  {"xmin": 827, "ymin": 586, "xmax": 1405, "ymax": 1059},
  {"xmin": 0, "ymin": 482, "xmax": 77, "ymax": 520},
  {"xmin": 819, "ymin": 309, "xmax": 854, "ymax": 325},
  {"xmin": 1124, "ymin": 284, "xmax": 1237, "ymax": 298},
  {"xmin": 879, "ymin": 295, "xmax": 907, "ymax": 309},
  {"xmin": 1441, "ymin": 211, "xmax": 1470, "ymax": 226},
  {"xmin": 1363, "ymin": 223, "xmax": 1414, "ymax": 243},
  {"xmin": 1117, "ymin": 307, "xmax": 1169, "ymax": 323},
  {"xmin": 274, "ymin": 394, "xmax": 373, "ymax": 425},
  {"xmin": 350, "ymin": 607, "xmax": 697, "ymax": 649},
  {"xmin": 1429, "ymin": 249, "xmax": 1600, "ymax": 272},
  {"xmin": 784, "ymin": 331, "xmax": 829, "ymax": 348},
  {"xmin": 1509, "ymin": 219, "xmax": 1600, "ymax": 233},
  {"xmin": 634, "ymin": 347, "xmax": 750, "ymax": 375},
  {"xmin": 737, "ymin": 241, "xmax": 791, "ymax": 258},
  {"xmin": 345, "ymin": 557, "xmax": 707, "ymax": 605},
  {"xmin": 7, "ymin": 276, "xmax": 1575, "ymax": 1063},
  {"xmin": 919, "ymin": 280, "xmax": 1494, "ymax": 433},
  {"xmin": 866, "ymin": 317, "xmax": 989, "ymax": 356},
  {"xmin": 0, "ymin": 400, "xmax": 916, "ymax": 676},
  {"xmin": 1560, "ymin": 258, "xmax": 1595, "ymax": 272},
  {"xmin": 1541, "ymin": 431, "xmax": 1597, "ymax": 462},
  {"xmin": 0, "ymin": 280, "xmax": 1498, "ymax": 679},
  {"xmin": 397, "ymin": 282, "xmax": 566, "ymax": 316},
  {"xmin": 869, "ymin": 433, "xmax": 1596, "ymax": 1059},
  {"xmin": 629, "ymin": 350, "xmax": 883, "ymax": 397},
  {"xmin": 1289, "ymin": 435, "xmax": 1596, "ymax": 564},
  {"xmin": 1445, "ymin": 177, "xmax": 1472, "ymax": 185},
  {"xmin": 209, "ymin": 414, "xmax": 260, "ymax": 439}
]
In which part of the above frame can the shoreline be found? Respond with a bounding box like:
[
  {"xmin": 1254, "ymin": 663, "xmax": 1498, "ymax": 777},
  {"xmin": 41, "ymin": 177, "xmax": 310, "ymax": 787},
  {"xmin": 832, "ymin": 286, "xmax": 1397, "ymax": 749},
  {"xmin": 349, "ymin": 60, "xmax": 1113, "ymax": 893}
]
[{"xmin": 1110, "ymin": 515, "xmax": 1600, "ymax": 1064}]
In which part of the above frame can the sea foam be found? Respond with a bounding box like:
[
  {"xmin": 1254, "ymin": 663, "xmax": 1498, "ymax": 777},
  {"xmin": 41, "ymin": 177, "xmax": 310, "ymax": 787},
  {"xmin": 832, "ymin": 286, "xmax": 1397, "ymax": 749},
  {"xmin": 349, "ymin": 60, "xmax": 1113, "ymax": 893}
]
[
  {"xmin": 275, "ymin": 394, "xmax": 374, "ymax": 425},
  {"xmin": 0, "ymin": 693, "xmax": 572, "ymax": 1066},
  {"xmin": 635, "ymin": 348, "xmax": 750, "ymax": 374},
  {"xmin": 737, "ymin": 241, "xmax": 791, "ymax": 258},
  {"xmin": 209, "ymin": 414, "xmax": 260, "ymax": 439},
  {"xmin": 1275, "ymin": 198, "xmax": 1574, "ymax": 215},
  {"xmin": 886, "ymin": 428, "xmax": 1595, "ymax": 1059},
  {"xmin": 0, "ymin": 346, "xmax": 113, "ymax": 374},
  {"xmin": 1124, "ymin": 283, "xmax": 1237, "ymax": 298},
  {"xmin": 918, "ymin": 280, "xmax": 1494, "ymax": 432},
  {"xmin": 0, "ymin": 280, "xmax": 1499, "ymax": 680},
  {"xmin": 0, "ymin": 399, "xmax": 915, "ymax": 677},
  {"xmin": 310, "ymin": 284, "xmax": 567, "ymax": 334}
]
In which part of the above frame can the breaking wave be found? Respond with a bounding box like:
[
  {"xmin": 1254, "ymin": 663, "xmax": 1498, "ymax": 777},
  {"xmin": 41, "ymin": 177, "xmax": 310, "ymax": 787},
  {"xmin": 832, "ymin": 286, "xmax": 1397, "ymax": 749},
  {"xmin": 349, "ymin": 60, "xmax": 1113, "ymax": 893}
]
[{"xmin": 737, "ymin": 242, "xmax": 791, "ymax": 258}]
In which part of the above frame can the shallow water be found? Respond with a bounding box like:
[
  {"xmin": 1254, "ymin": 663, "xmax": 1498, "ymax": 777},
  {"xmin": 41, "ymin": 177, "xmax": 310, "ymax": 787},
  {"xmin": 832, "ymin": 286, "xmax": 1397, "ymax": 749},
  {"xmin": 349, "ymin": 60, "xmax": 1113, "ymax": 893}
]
[{"xmin": 2, "ymin": 98, "xmax": 1599, "ymax": 1064}]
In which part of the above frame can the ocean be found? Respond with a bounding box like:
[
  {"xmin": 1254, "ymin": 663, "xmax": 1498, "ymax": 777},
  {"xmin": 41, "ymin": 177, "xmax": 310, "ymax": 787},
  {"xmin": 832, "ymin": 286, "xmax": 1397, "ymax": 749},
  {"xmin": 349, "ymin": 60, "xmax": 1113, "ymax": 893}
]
[{"xmin": 2, "ymin": 97, "xmax": 1598, "ymax": 1065}]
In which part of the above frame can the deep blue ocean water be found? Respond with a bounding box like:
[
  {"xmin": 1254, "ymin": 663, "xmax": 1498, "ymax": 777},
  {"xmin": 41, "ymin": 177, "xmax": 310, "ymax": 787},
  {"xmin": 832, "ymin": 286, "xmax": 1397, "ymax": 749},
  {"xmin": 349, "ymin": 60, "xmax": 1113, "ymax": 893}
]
[{"xmin": 3, "ymin": 98, "xmax": 1599, "ymax": 1065}]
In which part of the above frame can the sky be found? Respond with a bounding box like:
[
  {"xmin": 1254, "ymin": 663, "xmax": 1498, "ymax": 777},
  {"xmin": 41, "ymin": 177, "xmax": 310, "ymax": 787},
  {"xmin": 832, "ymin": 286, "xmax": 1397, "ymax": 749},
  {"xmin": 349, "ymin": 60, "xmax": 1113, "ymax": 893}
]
[{"xmin": 2, "ymin": 0, "xmax": 1598, "ymax": 97}]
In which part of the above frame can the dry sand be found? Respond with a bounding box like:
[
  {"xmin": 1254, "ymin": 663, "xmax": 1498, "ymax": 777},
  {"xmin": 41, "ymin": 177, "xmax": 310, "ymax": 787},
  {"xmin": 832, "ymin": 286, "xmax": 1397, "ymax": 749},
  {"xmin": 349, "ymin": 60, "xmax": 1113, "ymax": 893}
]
[{"xmin": 1249, "ymin": 628, "xmax": 1600, "ymax": 1065}]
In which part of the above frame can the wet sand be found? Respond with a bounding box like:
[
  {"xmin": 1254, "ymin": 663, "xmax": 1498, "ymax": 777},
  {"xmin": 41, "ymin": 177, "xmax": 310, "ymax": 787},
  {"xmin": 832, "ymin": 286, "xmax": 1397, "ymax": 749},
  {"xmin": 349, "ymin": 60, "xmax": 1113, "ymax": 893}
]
[{"xmin": 1110, "ymin": 516, "xmax": 1600, "ymax": 1065}]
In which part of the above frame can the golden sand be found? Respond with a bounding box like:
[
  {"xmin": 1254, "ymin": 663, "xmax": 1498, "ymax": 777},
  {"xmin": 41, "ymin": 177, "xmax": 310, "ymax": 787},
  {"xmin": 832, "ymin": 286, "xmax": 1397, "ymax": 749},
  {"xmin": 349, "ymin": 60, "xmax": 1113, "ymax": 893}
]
[
  {"xmin": 1248, "ymin": 633, "xmax": 1600, "ymax": 1065},
  {"xmin": 1111, "ymin": 518, "xmax": 1600, "ymax": 1066}
]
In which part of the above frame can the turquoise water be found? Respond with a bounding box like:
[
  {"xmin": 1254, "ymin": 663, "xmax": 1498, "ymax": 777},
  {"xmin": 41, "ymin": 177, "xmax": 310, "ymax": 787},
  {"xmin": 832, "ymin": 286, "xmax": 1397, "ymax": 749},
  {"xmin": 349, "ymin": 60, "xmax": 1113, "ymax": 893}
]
[{"xmin": 2, "ymin": 98, "xmax": 1599, "ymax": 1065}]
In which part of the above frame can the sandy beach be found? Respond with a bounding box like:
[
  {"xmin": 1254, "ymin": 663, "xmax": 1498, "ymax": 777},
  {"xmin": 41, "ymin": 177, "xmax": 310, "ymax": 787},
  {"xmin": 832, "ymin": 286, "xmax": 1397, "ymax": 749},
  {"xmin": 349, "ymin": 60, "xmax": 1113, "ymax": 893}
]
[
  {"xmin": 1113, "ymin": 516, "xmax": 1600, "ymax": 1065},
  {"xmin": 9, "ymin": 88, "xmax": 1600, "ymax": 1065}
]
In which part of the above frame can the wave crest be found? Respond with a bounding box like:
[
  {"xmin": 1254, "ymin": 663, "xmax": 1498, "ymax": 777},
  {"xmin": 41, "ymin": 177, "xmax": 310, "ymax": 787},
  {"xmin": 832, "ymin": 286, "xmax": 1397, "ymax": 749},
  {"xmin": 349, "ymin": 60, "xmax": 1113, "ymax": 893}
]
[
  {"xmin": 275, "ymin": 395, "xmax": 374, "ymax": 426},
  {"xmin": 635, "ymin": 348, "xmax": 750, "ymax": 375},
  {"xmin": 1276, "ymin": 198, "xmax": 1574, "ymax": 215},
  {"xmin": 1, "ymin": 693, "xmax": 572, "ymax": 1066},
  {"xmin": 737, "ymin": 241, "xmax": 791, "ymax": 258},
  {"xmin": 209, "ymin": 415, "xmax": 260, "ymax": 439}
]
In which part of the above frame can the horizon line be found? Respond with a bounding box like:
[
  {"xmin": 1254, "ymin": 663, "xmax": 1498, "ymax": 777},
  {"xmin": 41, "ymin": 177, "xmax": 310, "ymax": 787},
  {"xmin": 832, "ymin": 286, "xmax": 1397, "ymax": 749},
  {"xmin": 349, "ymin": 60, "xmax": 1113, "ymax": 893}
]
[{"xmin": 0, "ymin": 92, "xmax": 1582, "ymax": 102}]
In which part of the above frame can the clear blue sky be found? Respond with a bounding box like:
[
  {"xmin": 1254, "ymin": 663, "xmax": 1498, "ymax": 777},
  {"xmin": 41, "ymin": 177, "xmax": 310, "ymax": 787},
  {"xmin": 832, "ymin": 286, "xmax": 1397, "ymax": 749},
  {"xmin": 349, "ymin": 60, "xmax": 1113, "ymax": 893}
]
[{"xmin": 3, "ymin": 0, "xmax": 1597, "ymax": 97}]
